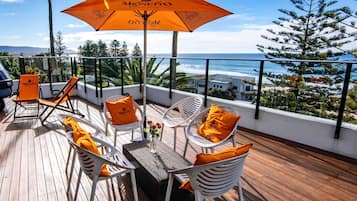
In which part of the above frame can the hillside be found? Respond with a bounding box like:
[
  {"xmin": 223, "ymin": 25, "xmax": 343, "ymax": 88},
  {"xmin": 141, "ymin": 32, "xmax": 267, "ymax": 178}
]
[{"xmin": 0, "ymin": 46, "xmax": 49, "ymax": 55}]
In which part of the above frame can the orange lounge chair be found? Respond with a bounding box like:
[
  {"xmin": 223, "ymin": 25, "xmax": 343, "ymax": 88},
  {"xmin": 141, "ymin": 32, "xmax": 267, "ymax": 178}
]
[
  {"xmin": 13, "ymin": 74, "xmax": 40, "ymax": 119},
  {"xmin": 38, "ymin": 76, "xmax": 83, "ymax": 123}
]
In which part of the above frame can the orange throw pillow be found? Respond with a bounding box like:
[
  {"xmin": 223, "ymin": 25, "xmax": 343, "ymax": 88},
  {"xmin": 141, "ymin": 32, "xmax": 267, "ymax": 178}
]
[
  {"xmin": 198, "ymin": 104, "xmax": 240, "ymax": 142},
  {"xmin": 63, "ymin": 116, "xmax": 110, "ymax": 177},
  {"xmin": 63, "ymin": 116, "xmax": 83, "ymax": 142},
  {"xmin": 105, "ymin": 96, "xmax": 138, "ymax": 125},
  {"xmin": 75, "ymin": 129, "xmax": 110, "ymax": 177},
  {"xmin": 179, "ymin": 143, "xmax": 252, "ymax": 191}
]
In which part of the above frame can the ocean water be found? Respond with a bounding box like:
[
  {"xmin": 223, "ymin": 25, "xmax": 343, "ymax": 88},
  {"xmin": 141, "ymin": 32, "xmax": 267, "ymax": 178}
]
[{"xmin": 149, "ymin": 53, "xmax": 357, "ymax": 81}]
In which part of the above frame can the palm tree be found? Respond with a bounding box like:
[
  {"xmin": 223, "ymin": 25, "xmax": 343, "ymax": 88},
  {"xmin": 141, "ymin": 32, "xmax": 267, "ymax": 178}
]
[{"xmin": 124, "ymin": 57, "xmax": 194, "ymax": 92}]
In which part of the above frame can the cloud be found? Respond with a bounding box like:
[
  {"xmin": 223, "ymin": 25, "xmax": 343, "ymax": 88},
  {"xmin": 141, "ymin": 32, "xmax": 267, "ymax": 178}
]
[
  {"xmin": 67, "ymin": 23, "xmax": 87, "ymax": 28},
  {"xmin": 0, "ymin": 0, "xmax": 23, "ymax": 2},
  {"xmin": 61, "ymin": 25, "xmax": 275, "ymax": 53},
  {"xmin": 226, "ymin": 14, "xmax": 255, "ymax": 21},
  {"xmin": 2, "ymin": 12, "xmax": 16, "ymax": 16}
]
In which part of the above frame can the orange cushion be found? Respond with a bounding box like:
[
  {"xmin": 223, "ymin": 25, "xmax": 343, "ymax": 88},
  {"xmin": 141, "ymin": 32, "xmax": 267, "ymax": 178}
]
[
  {"xmin": 75, "ymin": 129, "xmax": 110, "ymax": 177},
  {"xmin": 63, "ymin": 116, "xmax": 83, "ymax": 142},
  {"xmin": 198, "ymin": 104, "xmax": 240, "ymax": 142},
  {"xmin": 63, "ymin": 116, "xmax": 110, "ymax": 177},
  {"xmin": 179, "ymin": 143, "xmax": 252, "ymax": 191},
  {"xmin": 105, "ymin": 96, "xmax": 138, "ymax": 125}
]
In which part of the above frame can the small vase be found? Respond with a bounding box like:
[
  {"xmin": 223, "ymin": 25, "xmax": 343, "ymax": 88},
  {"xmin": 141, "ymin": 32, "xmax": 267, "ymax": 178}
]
[{"xmin": 150, "ymin": 135, "xmax": 158, "ymax": 153}]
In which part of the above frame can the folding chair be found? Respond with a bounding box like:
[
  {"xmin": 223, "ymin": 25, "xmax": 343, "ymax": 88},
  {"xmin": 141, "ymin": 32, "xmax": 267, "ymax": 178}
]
[
  {"xmin": 13, "ymin": 74, "xmax": 40, "ymax": 119},
  {"xmin": 38, "ymin": 76, "xmax": 83, "ymax": 124}
]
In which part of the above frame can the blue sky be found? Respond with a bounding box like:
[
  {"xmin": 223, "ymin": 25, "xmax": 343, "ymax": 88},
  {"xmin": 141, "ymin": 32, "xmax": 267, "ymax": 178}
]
[{"xmin": 0, "ymin": 0, "xmax": 355, "ymax": 53}]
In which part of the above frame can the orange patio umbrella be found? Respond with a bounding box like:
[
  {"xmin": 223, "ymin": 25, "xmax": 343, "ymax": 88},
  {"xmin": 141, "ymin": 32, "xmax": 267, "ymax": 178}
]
[{"xmin": 62, "ymin": 0, "xmax": 232, "ymax": 122}]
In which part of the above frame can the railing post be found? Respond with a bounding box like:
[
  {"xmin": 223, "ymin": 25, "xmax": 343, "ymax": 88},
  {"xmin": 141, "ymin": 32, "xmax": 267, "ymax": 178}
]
[
  {"xmin": 169, "ymin": 58, "xmax": 173, "ymax": 99},
  {"xmin": 334, "ymin": 63, "xmax": 352, "ymax": 139},
  {"xmin": 73, "ymin": 58, "xmax": 77, "ymax": 76},
  {"xmin": 121, "ymin": 58, "xmax": 124, "ymax": 95},
  {"xmin": 19, "ymin": 57, "xmax": 25, "ymax": 74},
  {"xmin": 83, "ymin": 58, "xmax": 87, "ymax": 93},
  {"xmin": 255, "ymin": 61, "xmax": 265, "ymax": 119},
  {"xmin": 94, "ymin": 58, "xmax": 98, "ymax": 98},
  {"xmin": 70, "ymin": 57, "xmax": 74, "ymax": 76},
  {"xmin": 99, "ymin": 58, "xmax": 103, "ymax": 98},
  {"xmin": 47, "ymin": 57, "xmax": 53, "ymax": 92},
  {"xmin": 204, "ymin": 59, "xmax": 210, "ymax": 107}
]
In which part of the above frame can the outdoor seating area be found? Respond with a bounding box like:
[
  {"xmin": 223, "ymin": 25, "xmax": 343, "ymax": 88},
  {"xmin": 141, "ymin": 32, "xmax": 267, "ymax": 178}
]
[{"xmin": 0, "ymin": 96, "xmax": 356, "ymax": 201}]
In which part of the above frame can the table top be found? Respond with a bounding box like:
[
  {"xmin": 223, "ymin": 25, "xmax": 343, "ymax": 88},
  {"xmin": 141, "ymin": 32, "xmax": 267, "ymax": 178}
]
[{"xmin": 123, "ymin": 141, "xmax": 192, "ymax": 182}]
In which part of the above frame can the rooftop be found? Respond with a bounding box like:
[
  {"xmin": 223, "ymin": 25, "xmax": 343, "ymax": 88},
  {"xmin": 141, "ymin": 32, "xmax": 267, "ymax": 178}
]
[{"xmin": 0, "ymin": 97, "xmax": 356, "ymax": 201}]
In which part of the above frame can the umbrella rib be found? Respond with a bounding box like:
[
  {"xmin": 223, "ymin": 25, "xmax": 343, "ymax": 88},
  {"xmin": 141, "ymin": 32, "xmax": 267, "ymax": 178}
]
[
  {"xmin": 174, "ymin": 11, "xmax": 193, "ymax": 32},
  {"xmin": 95, "ymin": 10, "xmax": 116, "ymax": 31}
]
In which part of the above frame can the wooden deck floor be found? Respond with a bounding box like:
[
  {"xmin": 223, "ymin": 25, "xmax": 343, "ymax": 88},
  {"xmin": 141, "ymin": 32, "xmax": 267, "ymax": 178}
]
[{"xmin": 0, "ymin": 97, "xmax": 356, "ymax": 201}]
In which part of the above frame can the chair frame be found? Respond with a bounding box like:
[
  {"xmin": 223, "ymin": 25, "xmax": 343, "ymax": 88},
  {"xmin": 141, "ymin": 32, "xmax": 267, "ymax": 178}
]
[
  {"xmin": 165, "ymin": 152, "xmax": 249, "ymax": 201},
  {"xmin": 13, "ymin": 74, "xmax": 41, "ymax": 119},
  {"xmin": 103, "ymin": 95, "xmax": 144, "ymax": 147},
  {"xmin": 185, "ymin": 105, "xmax": 240, "ymax": 154},
  {"xmin": 39, "ymin": 76, "xmax": 83, "ymax": 124},
  {"xmin": 161, "ymin": 96, "xmax": 203, "ymax": 155},
  {"xmin": 61, "ymin": 115, "xmax": 139, "ymax": 201}
]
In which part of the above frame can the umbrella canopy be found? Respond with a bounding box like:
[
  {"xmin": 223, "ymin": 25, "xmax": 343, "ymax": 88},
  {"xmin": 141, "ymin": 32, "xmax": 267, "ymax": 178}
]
[
  {"xmin": 62, "ymin": 0, "xmax": 232, "ymax": 125},
  {"xmin": 63, "ymin": 0, "xmax": 232, "ymax": 31}
]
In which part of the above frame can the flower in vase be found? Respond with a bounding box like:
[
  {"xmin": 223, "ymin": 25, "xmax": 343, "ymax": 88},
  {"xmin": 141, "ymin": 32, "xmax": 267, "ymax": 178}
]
[{"xmin": 146, "ymin": 120, "xmax": 162, "ymax": 137}]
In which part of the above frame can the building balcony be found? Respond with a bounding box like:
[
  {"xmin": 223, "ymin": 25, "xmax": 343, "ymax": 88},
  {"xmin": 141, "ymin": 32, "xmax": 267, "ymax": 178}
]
[{"xmin": 0, "ymin": 81, "xmax": 356, "ymax": 201}]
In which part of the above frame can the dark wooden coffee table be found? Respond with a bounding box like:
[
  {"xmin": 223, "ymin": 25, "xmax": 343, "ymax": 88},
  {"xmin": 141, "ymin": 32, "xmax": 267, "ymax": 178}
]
[{"xmin": 123, "ymin": 141, "xmax": 194, "ymax": 201}]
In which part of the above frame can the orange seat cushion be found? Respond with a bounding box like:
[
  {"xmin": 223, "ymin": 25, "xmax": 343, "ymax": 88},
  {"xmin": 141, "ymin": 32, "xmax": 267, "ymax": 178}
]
[
  {"xmin": 179, "ymin": 143, "xmax": 252, "ymax": 191},
  {"xmin": 63, "ymin": 116, "xmax": 110, "ymax": 177},
  {"xmin": 198, "ymin": 104, "xmax": 240, "ymax": 142},
  {"xmin": 105, "ymin": 96, "xmax": 138, "ymax": 125}
]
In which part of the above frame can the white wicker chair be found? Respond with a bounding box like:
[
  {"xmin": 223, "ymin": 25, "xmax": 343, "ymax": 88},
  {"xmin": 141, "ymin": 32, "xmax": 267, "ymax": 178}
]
[
  {"xmin": 161, "ymin": 96, "xmax": 203, "ymax": 155},
  {"xmin": 59, "ymin": 114, "xmax": 138, "ymax": 201},
  {"xmin": 104, "ymin": 95, "xmax": 144, "ymax": 146},
  {"xmin": 165, "ymin": 152, "xmax": 249, "ymax": 201},
  {"xmin": 62, "ymin": 124, "xmax": 138, "ymax": 200},
  {"xmin": 185, "ymin": 105, "xmax": 240, "ymax": 154}
]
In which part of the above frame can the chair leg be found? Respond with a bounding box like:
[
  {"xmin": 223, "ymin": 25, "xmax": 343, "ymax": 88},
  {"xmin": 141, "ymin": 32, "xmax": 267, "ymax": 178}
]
[
  {"xmin": 130, "ymin": 170, "xmax": 139, "ymax": 201},
  {"xmin": 89, "ymin": 176, "xmax": 99, "ymax": 201},
  {"xmin": 65, "ymin": 147, "xmax": 73, "ymax": 176},
  {"xmin": 173, "ymin": 127, "xmax": 177, "ymax": 151},
  {"xmin": 160, "ymin": 123, "xmax": 165, "ymax": 141},
  {"xmin": 194, "ymin": 190, "xmax": 203, "ymax": 201},
  {"xmin": 140, "ymin": 126, "xmax": 144, "ymax": 140},
  {"xmin": 110, "ymin": 178, "xmax": 116, "ymax": 201},
  {"xmin": 131, "ymin": 129, "xmax": 134, "ymax": 141},
  {"xmin": 210, "ymin": 147, "xmax": 215, "ymax": 153},
  {"xmin": 201, "ymin": 147, "xmax": 205, "ymax": 153},
  {"xmin": 74, "ymin": 169, "xmax": 82, "ymax": 201},
  {"xmin": 105, "ymin": 122, "xmax": 109, "ymax": 136},
  {"xmin": 183, "ymin": 139, "xmax": 189, "ymax": 158},
  {"xmin": 67, "ymin": 151, "xmax": 77, "ymax": 194},
  {"xmin": 238, "ymin": 179, "xmax": 244, "ymax": 201},
  {"xmin": 232, "ymin": 135, "xmax": 236, "ymax": 147},
  {"xmin": 164, "ymin": 173, "xmax": 174, "ymax": 201},
  {"xmin": 117, "ymin": 177, "xmax": 125, "ymax": 201},
  {"xmin": 13, "ymin": 103, "xmax": 17, "ymax": 119},
  {"xmin": 114, "ymin": 130, "xmax": 118, "ymax": 147}
]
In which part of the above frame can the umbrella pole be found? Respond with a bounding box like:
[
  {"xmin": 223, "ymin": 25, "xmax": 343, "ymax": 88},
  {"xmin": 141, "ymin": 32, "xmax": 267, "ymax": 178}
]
[{"xmin": 143, "ymin": 11, "xmax": 148, "ymax": 139}]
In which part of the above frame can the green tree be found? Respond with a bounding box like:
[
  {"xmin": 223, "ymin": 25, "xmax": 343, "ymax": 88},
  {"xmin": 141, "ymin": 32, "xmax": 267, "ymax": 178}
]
[
  {"xmin": 132, "ymin": 43, "xmax": 142, "ymax": 57},
  {"xmin": 119, "ymin": 41, "xmax": 129, "ymax": 56},
  {"xmin": 110, "ymin": 40, "xmax": 120, "ymax": 57},
  {"xmin": 0, "ymin": 52, "xmax": 20, "ymax": 79},
  {"xmin": 257, "ymin": 0, "xmax": 355, "ymax": 115},
  {"xmin": 55, "ymin": 31, "xmax": 66, "ymax": 80},
  {"xmin": 79, "ymin": 40, "xmax": 97, "ymax": 57}
]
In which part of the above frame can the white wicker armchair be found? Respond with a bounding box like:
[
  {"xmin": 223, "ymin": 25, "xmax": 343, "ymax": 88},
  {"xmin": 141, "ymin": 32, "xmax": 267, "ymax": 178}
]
[
  {"xmin": 185, "ymin": 105, "xmax": 240, "ymax": 153},
  {"xmin": 165, "ymin": 152, "xmax": 249, "ymax": 201},
  {"xmin": 104, "ymin": 95, "xmax": 144, "ymax": 146},
  {"xmin": 61, "ymin": 115, "xmax": 138, "ymax": 201},
  {"xmin": 161, "ymin": 96, "xmax": 203, "ymax": 155}
]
